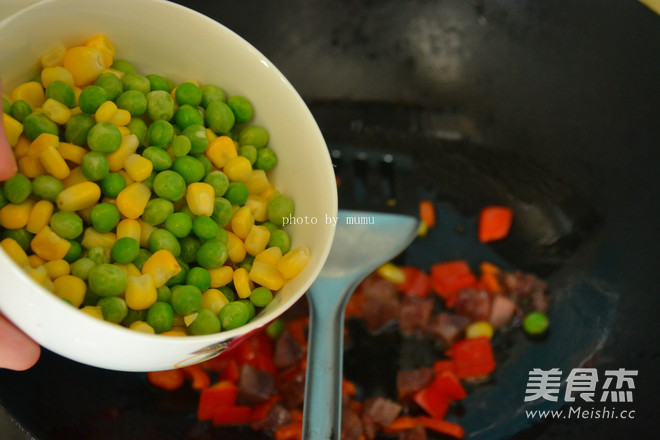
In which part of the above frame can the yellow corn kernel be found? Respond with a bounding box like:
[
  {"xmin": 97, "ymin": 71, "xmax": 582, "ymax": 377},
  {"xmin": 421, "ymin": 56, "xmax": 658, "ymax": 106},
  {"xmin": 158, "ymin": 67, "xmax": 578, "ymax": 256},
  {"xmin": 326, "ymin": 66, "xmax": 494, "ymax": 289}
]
[
  {"xmin": 31, "ymin": 225, "xmax": 72, "ymax": 261},
  {"xmin": 172, "ymin": 314, "xmax": 185, "ymax": 328},
  {"xmin": 205, "ymin": 128, "xmax": 217, "ymax": 142},
  {"xmin": 186, "ymin": 182, "xmax": 215, "ymax": 216},
  {"xmin": 62, "ymin": 45, "xmax": 106, "ymax": 86},
  {"xmin": 254, "ymin": 246, "xmax": 283, "ymax": 266},
  {"xmin": 28, "ymin": 254, "xmax": 47, "ymax": 268},
  {"xmin": 377, "ymin": 263, "xmax": 406, "ymax": 285},
  {"xmin": 0, "ymin": 201, "xmax": 34, "ymax": 229},
  {"xmin": 277, "ymin": 246, "xmax": 311, "ymax": 279},
  {"xmin": 26, "ymin": 199, "xmax": 54, "ymax": 234},
  {"xmin": 40, "ymin": 145, "xmax": 70, "ymax": 179},
  {"xmin": 116, "ymin": 182, "xmax": 151, "ymax": 219},
  {"xmin": 106, "ymin": 134, "xmax": 139, "ymax": 171},
  {"xmin": 141, "ymin": 249, "xmax": 182, "ymax": 288},
  {"xmin": 249, "ymin": 259, "xmax": 284, "ymax": 291},
  {"xmin": 245, "ymin": 225, "xmax": 271, "ymax": 256},
  {"xmin": 226, "ymin": 231, "xmax": 247, "ymax": 264},
  {"xmin": 110, "ymin": 109, "xmax": 131, "ymax": 127},
  {"xmin": 56, "ymin": 181, "xmax": 101, "ymax": 211},
  {"xmin": 62, "ymin": 166, "xmax": 88, "ymax": 187},
  {"xmin": 223, "ymin": 156, "xmax": 253, "ymax": 182},
  {"xmin": 77, "ymin": 205, "xmax": 93, "ymax": 224},
  {"xmin": 137, "ymin": 219, "xmax": 156, "ymax": 248},
  {"xmin": 205, "ymin": 135, "xmax": 237, "ymax": 168},
  {"xmin": 44, "ymin": 259, "xmax": 71, "ymax": 280},
  {"xmin": 245, "ymin": 194, "xmax": 269, "ymax": 222},
  {"xmin": 41, "ymin": 66, "xmax": 75, "ymax": 88},
  {"xmin": 233, "ymin": 267, "xmax": 253, "ymax": 299},
  {"xmin": 102, "ymin": 67, "xmax": 124, "ymax": 79},
  {"xmin": 183, "ymin": 313, "xmax": 198, "ymax": 327},
  {"xmin": 28, "ymin": 132, "xmax": 60, "ymax": 159},
  {"xmin": 10, "ymin": 81, "xmax": 45, "ymax": 110},
  {"xmin": 18, "ymin": 156, "xmax": 46, "ymax": 178},
  {"xmin": 208, "ymin": 266, "xmax": 234, "ymax": 288},
  {"xmin": 25, "ymin": 265, "xmax": 49, "ymax": 286},
  {"xmin": 259, "ymin": 185, "xmax": 276, "ymax": 200},
  {"xmin": 245, "ymin": 169, "xmax": 271, "ymax": 195},
  {"xmin": 2, "ymin": 113, "xmax": 23, "ymax": 146},
  {"xmin": 1, "ymin": 238, "xmax": 29, "ymax": 267},
  {"xmin": 53, "ymin": 275, "xmax": 87, "ymax": 307},
  {"xmin": 73, "ymin": 89, "xmax": 83, "ymax": 108},
  {"xmin": 118, "ymin": 169, "xmax": 134, "ymax": 187},
  {"xmin": 162, "ymin": 328, "xmax": 187, "ymax": 337},
  {"xmin": 118, "ymin": 126, "xmax": 131, "ymax": 137},
  {"xmin": 417, "ymin": 220, "xmax": 429, "ymax": 237},
  {"xmin": 81, "ymin": 305, "xmax": 104, "ymax": 319},
  {"xmin": 115, "ymin": 263, "xmax": 142, "ymax": 278},
  {"xmin": 116, "ymin": 219, "xmax": 141, "ymax": 242},
  {"xmin": 13, "ymin": 135, "xmax": 30, "ymax": 159},
  {"xmin": 129, "ymin": 321, "xmax": 155, "ymax": 333},
  {"xmin": 466, "ymin": 321, "xmax": 495, "ymax": 340},
  {"xmin": 85, "ymin": 34, "xmax": 115, "ymax": 68},
  {"xmin": 122, "ymin": 153, "xmax": 153, "ymax": 182},
  {"xmin": 125, "ymin": 274, "xmax": 158, "ymax": 310},
  {"xmin": 80, "ymin": 227, "xmax": 116, "ymax": 249},
  {"xmin": 95, "ymin": 100, "xmax": 118, "ymax": 123},
  {"xmin": 201, "ymin": 288, "xmax": 230, "ymax": 315},
  {"xmin": 40, "ymin": 44, "xmax": 67, "ymax": 68},
  {"xmin": 231, "ymin": 206, "xmax": 254, "ymax": 240},
  {"xmin": 57, "ymin": 142, "xmax": 87, "ymax": 164}
]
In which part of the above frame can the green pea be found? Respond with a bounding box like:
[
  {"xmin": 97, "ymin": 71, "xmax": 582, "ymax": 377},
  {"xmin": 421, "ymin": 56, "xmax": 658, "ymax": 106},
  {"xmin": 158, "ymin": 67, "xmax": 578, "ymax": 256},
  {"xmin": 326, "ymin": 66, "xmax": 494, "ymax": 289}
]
[
  {"xmin": 179, "ymin": 205, "xmax": 196, "ymax": 220},
  {"xmin": 132, "ymin": 248, "xmax": 152, "ymax": 271},
  {"xmin": 87, "ymin": 122, "xmax": 122, "ymax": 153},
  {"xmin": 156, "ymin": 285, "xmax": 172, "ymax": 303},
  {"xmin": 186, "ymin": 266, "xmax": 211, "ymax": 292},
  {"xmin": 189, "ymin": 309, "xmax": 221, "ymax": 335},
  {"xmin": 268, "ymin": 229, "xmax": 291, "ymax": 254},
  {"xmin": 146, "ymin": 301, "xmax": 174, "ymax": 333},
  {"xmin": 238, "ymin": 145, "xmax": 257, "ymax": 165},
  {"xmin": 98, "ymin": 296, "xmax": 128, "ymax": 324},
  {"xmin": 116, "ymin": 89, "xmax": 147, "ymax": 116},
  {"xmin": 238, "ymin": 125, "xmax": 268, "ymax": 148},
  {"xmin": 111, "ymin": 59, "xmax": 136, "ymax": 76},
  {"xmin": 2, "ymin": 228, "xmax": 33, "ymax": 251},
  {"xmin": 227, "ymin": 95, "xmax": 253, "ymax": 124},
  {"xmin": 179, "ymin": 235, "xmax": 201, "ymax": 264},
  {"xmin": 265, "ymin": 319, "xmax": 285, "ymax": 339},
  {"xmin": 87, "ymin": 245, "xmax": 111, "ymax": 265},
  {"xmin": 171, "ymin": 284, "xmax": 202, "ymax": 315},
  {"xmin": 211, "ymin": 197, "xmax": 234, "ymax": 227},
  {"xmin": 153, "ymin": 170, "xmax": 186, "ymax": 201},
  {"xmin": 121, "ymin": 73, "xmax": 150, "ymax": 94},
  {"xmin": 0, "ymin": 190, "xmax": 6, "ymax": 210},
  {"xmin": 88, "ymin": 263, "xmax": 127, "ymax": 297},
  {"xmin": 261, "ymin": 221, "xmax": 279, "ymax": 233},
  {"xmin": 22, "ymin": 112, "xmax": 58, "ymax": 141},
  {"xmin": 205, "ymin": 100, "xmax": 235, "ymax": 134},
  {"xmin": 111, "ymin": 237, "xmax": 140, "ymax": 264},
  {"xmin": 122, "ymin": 308, "xmax": 146, "ymax": 327},
  {"xmin": 148, "ymin": 120, "xmax": 174, "ymax": 147},
  {"xmin": 146, "ymin": 74, "xmax": 173, "ymax": 92},
  {"xmin": 127, "ymin": 117, "xmax": 148, "ymax": 146},
  {"xmin": 216, "ymin": 228, "xmax": 228, "ymax": 245},
  {"xmin": 224, "ymin": 182, "xmax": 249, "ymax": 206},
  {"xmin": 200, "ymin": 84, "xmax": 226, "ymax": 108},
  {"xmin": 171, "ymin": 135, "xmax": 192, "ymax": 157},
  {"xmin": 196, "ymin": 238, "xmax": 228, "ymax": 269},
  {"xmin": 45, "ymin": 80, "xmax": 75, "ymax": 108},
  {"xmin": 203, "ymin": 171, "xmax": 229, "ymax": 197},
  {"xmin": 94, "ymin": 72, "xmax": 123, "ymax": 101},
  {"xmin": 166, "ymin": 258, "xmax": 188, "ymax": 287},
  {"xmin": 523, "ymin": 312, "xmax": 549, "ymax": 336},
  {"xmin": 255, "ymin": 147, "xmax": 277, "ymax": 171},
  {"xmin": 172, "ymin": 156, "xmax": 205, "ymax": 184},
  {"xmin": 90, "ymin": 203, "xmax": 120, "ymax": 233},
  {"xmin": 219, "ymin": 286, "xmax": 236, "ymax": 302},
  {"xmin": 141, "ymin": 171, "xmax": 156, "ymax": 191},
  {"xmin": 63, "ymin": 240, "xmax": 82, "ymax": 263},
  {"xmin": 2, "ymin": 97, "xmax": 11, "ymax": 114},
  {"xmin": 175, "ymin": 82, "xmax": 203, "ymax": 107},
  {"xmin": 267, "ymin": 193, "xmax": 294, "ymax": 226},
  {"xmin": 50, "ymin": 211, "xmax": 83, "ymax": 239},
  {"xmin": 250, "ymin": 286, "xmax": 273, "ymax": 308},
  {"xmin": 141, "ymin": 146, "xmax": 172, "ymax": 172},
  {"xmin": 3, "ymin": 173, "xmax": 31, "ymax": 204},
  {"xmin": 197, "ymin": 154, "xmax": 213, "ymax": 177},
  {"xmin": 70, "ymin": 257, "xmax": 95, "ymax": 281},
  {"xmin": 174, "ymin": 104, "xmax": 204, "ymax": 129},
  {"xmin": 10, "ymin": 99, "xmax": 32, "ymax": 122},
  {"xmin": 181, "ymin": 124, "xmax": 208, "ymax": 155},
  {"xmin": 78, "ymin": 85, "xmax": 107, "ymax": 113},
  {"xmin": 99, "ymin": 172, "xmax": 126, "ymax": 198},
  {"xmin": 165, "ymin": 212, "xmax": 193, "ymax": 238},
  {"xmin": 149, "ymin": 228, "xmax": 181, "ymax": 257},
  {"xmin": 237, "ymin": 255, "xmax": 254, "ymax": 272},
  {"xmin": 239, "ymin": 299, "xmax": 256, "ymax": 321},
  {"xmin": 146, "ymin": 90, "xmax": 175, "ymax": 121},
  {"xmin": 219, "ymin": 301, "xmax": 249, "ymax": 330},
  {"xmin": 192, "ymin": 215, "xmax": 218, "ymax": 240},
  {"xmin": 142, "ymin": 198, "xmax": 174, "ymax": 226},
  {"xmin": 81, "ymin": 151, "xmax": 109, "ymax": 181},
  {"xmin": 65, "ymin": 112, "xmax": 95, "ymax": 146}
]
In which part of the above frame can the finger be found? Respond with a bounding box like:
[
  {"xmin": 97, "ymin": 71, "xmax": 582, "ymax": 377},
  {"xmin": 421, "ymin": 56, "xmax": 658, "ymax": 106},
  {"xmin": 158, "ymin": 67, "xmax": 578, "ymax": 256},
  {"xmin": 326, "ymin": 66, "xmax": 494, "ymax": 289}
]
[
  {"xmin": 0, "ymin": 314, "xmax": 41, "ymax": 370},
  {"xmin": 0, "ymin": 78, "xmax": 18, "ymax": 181}
]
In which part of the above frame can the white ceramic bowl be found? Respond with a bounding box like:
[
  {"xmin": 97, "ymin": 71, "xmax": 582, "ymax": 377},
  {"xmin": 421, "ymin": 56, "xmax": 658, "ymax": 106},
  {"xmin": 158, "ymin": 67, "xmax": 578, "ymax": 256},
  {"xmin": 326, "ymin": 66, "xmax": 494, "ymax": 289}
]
[{"xmin": 0, "ymin": 0, "xmax": 336, "ymax": 371}]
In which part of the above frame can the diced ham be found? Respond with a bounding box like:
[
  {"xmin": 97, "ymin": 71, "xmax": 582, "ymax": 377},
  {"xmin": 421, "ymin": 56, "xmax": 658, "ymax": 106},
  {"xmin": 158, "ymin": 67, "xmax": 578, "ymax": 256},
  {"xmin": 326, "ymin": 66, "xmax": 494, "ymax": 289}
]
[
  {"xmin": 341, "ymin": 406, "xmax": 364, "ymax": 440},
  {"xmin": 273, "ymin": 330, "xmax": 303, "ymax": 370},
  {"xmin": 237, "ymin": 364, "xmax": 275, "ymax": 406},
  {"xmin": 398, "ymin": 297, "xmax": 435, "ymax": 335},
  {"xmin": 501, "ymin": 271, "xmax": 549, "ymax": 313},
  {"xmin": 278, "ymin": 370, "xmax": 306, "ymax": 410},
  {"xmin": 425, "ymin": 313, "xmax": 471, "ymax": 345},
  {"xmin": 358, "ymin": 273, "xmax": 400, "ymax": 301},
  {"xmin": 399, "ymin": 425, "xmax": 428, "ymax": 440},
  {"xmin": 361, "ymin": 397, "xmax": 402, "ymax": 439},
  {"xmin": 454, "ymin": 288, "xmax": 492, "ymax": 321},
  {"xmin": 488, "ymin": 294, "xmax": 517, "ymax": 328},
  {"xmin": 356, "ymin": 273, "xmax": 402, "ymax": 330},
  {"xmin": 396, "ymin": 367, "xmax": 434, "ymax": 403},
  {"xmin": 251, "ymin": 403, "xmax": 292, "ymax": 431}
]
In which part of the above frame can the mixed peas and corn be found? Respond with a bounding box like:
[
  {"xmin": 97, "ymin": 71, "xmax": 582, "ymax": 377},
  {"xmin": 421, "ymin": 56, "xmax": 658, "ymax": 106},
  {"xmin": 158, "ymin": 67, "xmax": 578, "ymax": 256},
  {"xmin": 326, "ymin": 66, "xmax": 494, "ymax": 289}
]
[{"xmin": 0, "ymin": 34, "xmax": 311, "ymax": 336}]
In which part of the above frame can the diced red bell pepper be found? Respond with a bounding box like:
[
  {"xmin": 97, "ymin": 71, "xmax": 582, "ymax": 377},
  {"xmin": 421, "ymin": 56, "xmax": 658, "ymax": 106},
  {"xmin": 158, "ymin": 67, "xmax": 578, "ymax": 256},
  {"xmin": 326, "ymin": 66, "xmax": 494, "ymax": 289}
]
[
  {"xmin": 450, "ymin": 337, "xmax": 496, "ymax": 379},
  {"xmin": 398, "ymin": 266, "xmax": 432, "ymax": 298},
  {"xmin": 435, "ymin": 371, "xmax": 467, "ymax": 401},
  {"xmin": 274, "ymin": 421, "xmax": 303, "ymax": 440},
  {"xmin": 285, "ymin": 317, "xmax": 309, "ymax": 347},
  {"xmin": 212, "ymin": 405, "xmax": 252, "ymax": 426},
  {"xmin": 419, "ymin": 200, "xmax": 436, "ymax": 228},
  {"xmin": 183, "ymin": 365, "xmax": 211, "ymax": 390},
  {"xmin": 478, "ymin": 206, "xmax": 513, "ymax": 243},
  {"xmin": 384, "ymin": 416, "xmax": 420, "ymax": 433},
  {"xmin": 146, "ymin": 369, "xmax": 185, "ymax": 391},
  {"xmin": 220, "ymin": 359, "xmax": 240, "ymax": 383},
  {"xmin": 430, "ymin": 260, "xmax": 478, "ymax": 305},
  {"xmin": 197, "ymin": 381, "xmax": 239, "ymax": 421},
  {"xmin": 386, "ymin": 416, "xmax": 465, "ymax": 439},
  {"xmin": 250, "ymin": 395, "xmax": 282, "ymax": 423},
  {"xmin": 414, "ymin": 382, "xmax": 450, "ymax": 419},
  {"xmin": 433, "ymin": 360, "xmax": 455, "ymax": 376}
]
